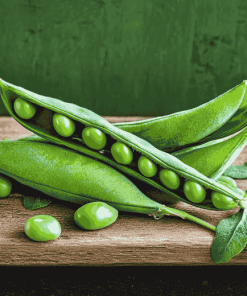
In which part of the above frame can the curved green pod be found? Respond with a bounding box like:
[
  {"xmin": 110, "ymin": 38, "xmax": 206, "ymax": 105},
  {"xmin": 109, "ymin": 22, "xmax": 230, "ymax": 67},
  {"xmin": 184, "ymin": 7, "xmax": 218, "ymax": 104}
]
[
  {"xmin": 171, "ymin": 125, "xmax": 247, "ymax": 181},
  {"xmin": 113, "ymin": 81, "xmax": 247, "ymax": 152},
  {"xmin": 0, "ymin": 137, "xmax": 218, "ymax": 231},
  {"xmin": 0, "ymin": 78, "xmax": 244, "ymax": 211},
  {"xmin": 0, "ymin": 138, "xmax": 161, "ymax": 214}
]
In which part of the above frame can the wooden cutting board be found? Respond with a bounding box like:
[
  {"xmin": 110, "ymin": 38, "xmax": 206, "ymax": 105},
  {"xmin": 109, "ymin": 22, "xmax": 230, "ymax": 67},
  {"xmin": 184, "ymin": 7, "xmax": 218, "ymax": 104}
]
[{"xmin": 0, "ymin": 116, "xmax": 247, "ymax": 266}]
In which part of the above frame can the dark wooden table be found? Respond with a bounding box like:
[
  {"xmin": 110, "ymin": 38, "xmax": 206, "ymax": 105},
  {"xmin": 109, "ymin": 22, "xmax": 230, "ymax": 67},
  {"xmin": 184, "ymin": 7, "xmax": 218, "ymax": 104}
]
[{"xmin": 1, "ymin": 116, "xmax": 247, "ymax": 266}]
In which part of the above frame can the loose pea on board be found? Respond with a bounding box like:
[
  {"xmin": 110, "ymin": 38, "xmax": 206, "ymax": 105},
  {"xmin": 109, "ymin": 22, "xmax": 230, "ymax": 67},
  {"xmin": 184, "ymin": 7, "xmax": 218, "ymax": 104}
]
[
  {"xmin": 25, "ymin": 215, "xmax": 61, "ymax": 242},
  {"xmin": 74, "ymin": 202, "xmax": 118, "ymax": 230},
  {"xmin": 0, "ymin": 78, "xmax": 245, "ymax": 211}
]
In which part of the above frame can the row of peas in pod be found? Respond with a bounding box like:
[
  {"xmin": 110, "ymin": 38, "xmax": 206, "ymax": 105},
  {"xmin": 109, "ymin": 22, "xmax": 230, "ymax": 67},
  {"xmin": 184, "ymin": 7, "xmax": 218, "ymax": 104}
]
[{"xmin": 13, "ymin": 97, "xmax": 239, "ymax": 210}]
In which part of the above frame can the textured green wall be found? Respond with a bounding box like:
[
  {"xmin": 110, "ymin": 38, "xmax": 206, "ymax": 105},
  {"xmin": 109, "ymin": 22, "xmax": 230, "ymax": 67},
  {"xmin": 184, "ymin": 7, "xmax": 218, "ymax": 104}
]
[{"xmin": 0, "ymin": 0, "xmax": 247, "ymax": 116}]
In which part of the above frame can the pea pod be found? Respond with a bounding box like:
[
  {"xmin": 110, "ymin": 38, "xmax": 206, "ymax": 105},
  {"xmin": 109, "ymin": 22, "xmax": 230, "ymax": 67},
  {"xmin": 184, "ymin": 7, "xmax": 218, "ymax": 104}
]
[
  {"xmin": 113, "ymin": 81, "xmax": 247, "ymax": 152},
  {"xmin": 0, "ymin": 137, "xmax": 217, "ymax": 231},
  {"xmin": 0, "ymin": 138, "xmax": 160, "ymax": 213},
  {"xmin": 0, "ymin": 78, "xmax": 244, "ymax": 210},
  {"xmin": 171, "ymin": 125, "xmax": 247, "ymax": 180}
]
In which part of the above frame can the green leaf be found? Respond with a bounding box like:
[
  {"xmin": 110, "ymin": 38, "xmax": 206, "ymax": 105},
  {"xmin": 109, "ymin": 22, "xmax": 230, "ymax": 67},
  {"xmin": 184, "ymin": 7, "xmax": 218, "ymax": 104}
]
[
  {"xmin": 211, "ymin": 209, "xmax": 247, "ymax": 264},
  {"xmin": 23, "ymin": 195, "xmax": 53, "ymax": 210},
  {"xmin": 223, "ymin": 162, "xmax": 247, "ymax": 179}
]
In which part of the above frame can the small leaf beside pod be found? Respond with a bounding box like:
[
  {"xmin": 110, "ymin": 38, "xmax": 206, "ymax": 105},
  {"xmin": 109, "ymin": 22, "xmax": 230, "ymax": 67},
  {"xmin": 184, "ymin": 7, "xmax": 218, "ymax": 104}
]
[
  {"xmin": 223, "ymin": 162, "xmax": 247, "ymax": 179},
  {"xmin": 211, "ymin": 209, "xmax": 247, "ymax": 264}
]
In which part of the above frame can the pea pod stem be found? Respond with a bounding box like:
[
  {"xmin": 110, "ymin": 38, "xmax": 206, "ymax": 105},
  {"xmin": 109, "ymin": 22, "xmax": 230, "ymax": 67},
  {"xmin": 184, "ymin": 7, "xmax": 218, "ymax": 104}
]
[{"xmin": 149, "ymin": 205, "xmax": 216, "ymax": 232}]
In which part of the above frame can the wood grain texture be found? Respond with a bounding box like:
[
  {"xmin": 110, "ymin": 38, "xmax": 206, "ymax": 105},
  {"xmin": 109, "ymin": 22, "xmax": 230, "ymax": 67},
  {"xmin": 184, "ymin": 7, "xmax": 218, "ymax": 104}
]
[{"xmin": 1, "ymin": 117, "xmax": 247, "ymax": 266}]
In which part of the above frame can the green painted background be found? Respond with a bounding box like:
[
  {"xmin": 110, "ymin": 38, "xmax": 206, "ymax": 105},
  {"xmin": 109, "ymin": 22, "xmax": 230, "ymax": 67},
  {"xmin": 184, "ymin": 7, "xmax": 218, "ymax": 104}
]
[{"xmin": 0, "ymin": 0, "xmax": 247, "ymax": 116}]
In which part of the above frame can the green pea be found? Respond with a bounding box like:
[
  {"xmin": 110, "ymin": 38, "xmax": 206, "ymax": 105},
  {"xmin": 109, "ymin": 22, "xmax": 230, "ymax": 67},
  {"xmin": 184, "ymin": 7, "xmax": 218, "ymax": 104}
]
[
  {"xmin": 82, "ymin": 127, "xmax": 107, "ymax": 150},
  {"xmin": 13, "ymin": 97, "xmax": 36, "ymax": 119},
  {"xmin": 53, "ymin": 113, "xmax": 76, "ymax": 137},
  {"xmin": 159, "ymin": 169, "xmax": 180, "ymax": 190},
  {"xmin": 184, "ymin": 181, "xmax": 206, "ymax": 203},
  {"xmin": 25, "ymin": 215, "xmax": 61, "ymax": 241},
  {"xmin": 74, "ymin": 202, "xmax": 118, "ymax": 230},
  {"xmin": 0, "ymin": 175, "xmax": 12, "ymax": 198},
  {"xmin": 211, "ymin": 192, "xmax": 238, "ymax": 210},
  {"xmin": 111, "ymin": 142, "xmax": 133, "ymax": 165},
  {"xmin": 138, "ymin": 156, "xmax": 157, "ymax": 177}
]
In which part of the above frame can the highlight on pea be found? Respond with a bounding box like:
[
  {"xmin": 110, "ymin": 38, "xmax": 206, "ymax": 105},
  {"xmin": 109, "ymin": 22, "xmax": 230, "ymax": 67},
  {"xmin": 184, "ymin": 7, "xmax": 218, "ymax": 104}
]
[{"xmin": 74, "ymin": 202, "xmax": 118, "ymax": 230}]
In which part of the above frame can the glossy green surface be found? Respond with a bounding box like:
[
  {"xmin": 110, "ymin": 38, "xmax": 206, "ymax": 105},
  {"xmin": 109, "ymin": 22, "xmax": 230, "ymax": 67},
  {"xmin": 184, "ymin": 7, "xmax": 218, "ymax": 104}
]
[
  {"xmin": 114, "ymin": 82, "xmax": 247, "ymax": 152},
  {"xmin": 82, "ymin": 127, "xmax": 107, "ymax": 150},
  {"xmin": 13, "ymin": 97, "xmax": 36, "ymax": 119},
  {"xmin": 74, "ymin": 202, "xmax": 118, "ymax": 230},
  {"xmin": 24, "ymin": 215, "xmax": 61, "ymax": 242},
  {"xmin": 0, "ymin": 138, "xmax": 162, "ymax": 214},
  {"xmin": 0, "ymin": 78, "xmax": 245, "ymax": 211},
  {"xmin": 211, "ymin": 192, "xmax": 238, "ymax": 210},
  {"xmin": 159, "ymin": 169, "xmax": 180, "ymax": 190},
  {"xmin": 172, "ymin": 126, "xmax": 247, "ymax": 180},
  {"xmin": 138, "ymin": 156, "xmax": 157, "ymax": 178},
  {"xmin": 111, "ymin": 142, "xmax": 133, "ymax": 164},
  {"xmin": 183, "ymin": 181, "xmax": 206, "ymax": 203},
  {"xmin": 53, "ymin": 113, "xmax": 76, "ymax": 137},
  {"xmin": 0, "ymin": 175, "xmax": 12, "ymax": 198}
]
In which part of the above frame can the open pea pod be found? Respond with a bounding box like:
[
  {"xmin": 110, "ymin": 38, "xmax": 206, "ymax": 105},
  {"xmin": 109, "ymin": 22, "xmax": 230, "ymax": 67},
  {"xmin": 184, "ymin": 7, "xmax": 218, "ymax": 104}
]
[
  {"xmin": 171, "ymin": 126, "xmax": 247, "ymax": 181},
  {"xmin": 0, "ymin": 78, "xmax": 245, "ymax": 211},
  {"xmin": 113, "ymin": 81, "xmax": 247, "ymax": 152}
]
